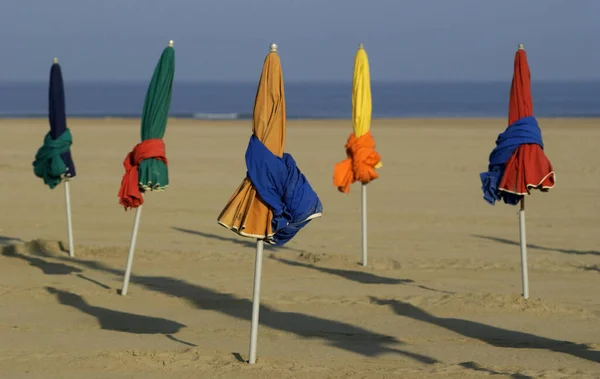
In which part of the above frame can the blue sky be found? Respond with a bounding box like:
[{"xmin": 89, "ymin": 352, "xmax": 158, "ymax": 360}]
[{"xmin": 1, "ymin": 0, "xmax": 598, "ymax": 81}]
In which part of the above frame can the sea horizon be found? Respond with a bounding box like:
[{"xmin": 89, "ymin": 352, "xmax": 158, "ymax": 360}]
[{"xmin": 0, "ymin": 80, "xmax": 598, "ymax": 119}]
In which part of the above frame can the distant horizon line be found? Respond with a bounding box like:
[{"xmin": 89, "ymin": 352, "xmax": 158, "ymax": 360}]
[{"xmin": 1, "ymin": 79, "xmax": 600, "ymax": 84}]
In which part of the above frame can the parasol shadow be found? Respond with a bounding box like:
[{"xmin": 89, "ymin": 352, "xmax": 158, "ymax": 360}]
[
  {"xmin": 458, "ymin": 361, "xmax": 532, "ymax": 379},
  {"xmin": 0, "ymin": 236, "xmax": 24, "ymax": 246},
  {"xmin": 46, "ymin": 286, "xmax": 186, "ymax": 335},
  {"xmin": 25, "ymin": 250, "xmax": 438, "ymax": 363},
  {"xmin": 271, "ymin": 256, "xmax": 412, "ymax": 285},
  {"xmin": 580, "ymin": 265, "xmax": 600, "ymax": 273},
  {"xmin": 76, "ymin": 273, "xmax": 112, "ymax": 289},
  {"xmin": 270, "ymin": 256, "xmax": 455, "ymax": 294},
  {"xmin": 472, "ymin": 234, "xmax": 600, "ymax": 257},
  {"xmin": 132, "ymin": 275, "xmax": 436, "ymax": 362},
  {"xmin": 171, "ymin": 226, "xmax": 306, "ymax": 254},
  {"xmin": 2, "ymin": 249, "xmax": 81, "ymax": 275},
  {"xmin": 371, "ymin": 297, "xmax": 600, "ymax": 364}
]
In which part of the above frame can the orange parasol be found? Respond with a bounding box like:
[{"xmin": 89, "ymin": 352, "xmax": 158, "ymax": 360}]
[
  {"xmin": 217, "ymin": 43, "xmax": 322, "ymax": 364},
  {"xmin": 217, "ymin": 46, "xmax": 285, "ymax": 242}
]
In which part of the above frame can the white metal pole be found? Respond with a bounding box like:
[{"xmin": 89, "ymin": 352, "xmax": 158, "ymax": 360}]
[
  {"xmin": 518, "ymin": 198, "xmax": 529, "ymax": 299},
  {"xmin": 361, "ymin": 184, "xmax": 367, "ymax": 266},
  {"xmin": 121, "ymin": 204, "xmax": 143, "ymax": 296},
  {"xmin": 64, "ymin": 180, "xmax": 74, "ymax": 258},
  {"xmin": 248, "ymin": 239, "xmax": 264, "ymax": 364}
]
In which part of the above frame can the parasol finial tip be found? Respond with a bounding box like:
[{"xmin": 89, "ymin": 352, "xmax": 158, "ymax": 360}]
[
  {"xmin": 270, "ymin": 43, "xmax": 278, "ymax": 52},
  {"xmin": 359, "ymin": 43, "xmax": 364, "ymax": 49},
  {"xmin": 168, "ymin": 40, "xmax": 174, "ymax": 47},
  {"xmin": 53, "ymin": 57, "xmax": 58, "ymax": 64},
  {"xmin": 518, "ymin": 43, "xmax": 524, "ymax": 50}
]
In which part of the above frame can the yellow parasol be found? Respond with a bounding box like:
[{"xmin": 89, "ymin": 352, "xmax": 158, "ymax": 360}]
[
  {"xmin": 352, "ymin": 43, "xmax": 381, "ymax": 167},
  {"xmin": 333, "ymin": 43, "xmax": 382, "ymax": 266}
]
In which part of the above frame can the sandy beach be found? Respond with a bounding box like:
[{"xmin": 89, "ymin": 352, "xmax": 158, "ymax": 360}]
[{"xmin": 0, "ymin": 117, "xmax": 598, "ymax": 378}]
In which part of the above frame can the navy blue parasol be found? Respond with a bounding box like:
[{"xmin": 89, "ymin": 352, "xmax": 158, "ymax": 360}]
[{"xmin": 33, "ymin": 58, "xmax": 76, "ymax": 188}]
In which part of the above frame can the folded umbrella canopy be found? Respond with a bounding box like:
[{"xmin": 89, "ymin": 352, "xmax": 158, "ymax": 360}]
[
  {"xmin": 118, "ymin": 40, "xmax": 175, "ymax": 296},
  {"xmin": 217, "ymin": 43, "xmax": 322, "ymax": 364},
  {"xmin": 32, "ymin": 57, "xmax": 76, "ymax": 257},
  {"xmin": 33, "ymin": 58, "xmax": 76, "ymax": 187},
  {"xmin": 218, "ymin": 44, "xmax": 322, "ymax": 246},
  {"xmin": 333, "ymin": 43, "xmax": 382, "ymax": 266},
  {"xmin": 118, "ymin": 42, "xmax": 174, "ymax": 209},
  {"xmin": 480, "ymin": 44, "xmax": 555, "ymax": 299}
]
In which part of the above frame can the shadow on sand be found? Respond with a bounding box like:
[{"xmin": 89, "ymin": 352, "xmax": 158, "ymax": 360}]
[
  {"xmin": 46, "ymin": 286, "xmax": 186, "ymax": 335},
  {"xmin": 580, "ymin": 265, "xmax": 600, "ymax": 273},
  {"xmin": 473, "ymin": 234, "xmax": 600, "ymax": 257},
  {"xmin": 371, "ymin": 297, "xmax": 600, "ymax": 364},
  {"xmin": 20, "ymin": 249, "xmax": 437, "ymax": 363},
  {"xmin": 2, "ymin": 249, "xmax": 82, "ymax": 275},
  {"xmin": 270, "ymin": 256, "xmax": 456, "ymax": 294},
  {"xmin": 271, "ymin": 256, "xmax": 413, "ymax": 284},
  {"xmin": 171, "ymin": 226, "xmax": 306, "ymax": 254},
  {"xmin": 13, "ymin": 244, "xmax": 592, "ymax": 375},
  {"xmin": 458, "ymin": 361, "xmax": 533, "ymax": 379},
  {"xmin": 0, "ymin": 236, "xmax": 23, "ymax": 246},
  {"xmin": 175, "ymin": 226, "xmax": 455, "ymax": 294}
]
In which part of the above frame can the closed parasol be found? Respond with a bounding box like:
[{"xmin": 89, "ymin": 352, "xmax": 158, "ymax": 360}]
[
  {"xmin": 480, "ymin": 44, "xmax": 555, "ymax": 299},
  {"xmin": 118, "ymin": 40, "xmax": 175, "ymax": 296},
  {"xmin": 217, "ymin": 43, "xmax": 322, "ymax": 364},
  {"xmin": 333, "ymin": 43, "xmax": 382, "ymax": 266},
  {"xmin": 32, "ymin": 57, "xmax": 76, "ymax": 257}
]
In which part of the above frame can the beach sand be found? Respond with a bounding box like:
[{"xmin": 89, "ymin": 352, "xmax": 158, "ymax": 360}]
[{"xmin": 0, "ymin": 118, "xmax": 598, "ymax": 378}]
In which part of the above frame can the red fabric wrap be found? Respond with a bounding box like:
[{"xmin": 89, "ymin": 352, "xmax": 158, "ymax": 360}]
[{"xmin": 118, "ymin": 139, "xmax": 167, "ymax": 210}]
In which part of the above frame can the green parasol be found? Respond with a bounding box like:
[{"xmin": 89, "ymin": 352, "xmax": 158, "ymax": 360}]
[
  {"xmin": 138, "ymin": 40, "xmax": 175, "ymax": 191},
  {"xmin": 119, "ymin": 40, "xmax": 175, "ymax": 296}
]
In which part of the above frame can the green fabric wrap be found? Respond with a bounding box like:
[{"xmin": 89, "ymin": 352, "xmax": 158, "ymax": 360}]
[{"xmin": 33, "ymin": 128, "xmax": 73, "ymax": 189}]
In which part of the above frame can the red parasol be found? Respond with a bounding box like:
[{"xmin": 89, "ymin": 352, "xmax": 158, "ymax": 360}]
[
  {"xmin": 499, "ymin": 44, "xmax": 556, "ymax": 300},
  {"xmin": 499, "ymin": 45, "xmax": 555, "ymax": 197}
]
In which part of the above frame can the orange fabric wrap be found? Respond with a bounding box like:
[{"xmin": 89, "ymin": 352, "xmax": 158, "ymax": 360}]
[
  {"xmin": 333, "ymin": 131, "xmax": 380, "ymax": 193},
  {"xmin": 118, "ymin": 138, "xmax": 167, "ymax": 210}
]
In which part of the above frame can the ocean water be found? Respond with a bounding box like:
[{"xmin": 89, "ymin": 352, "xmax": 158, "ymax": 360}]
[{"xmin": 0, "ymin": 81, "xmax": 598, "ymax": 119}]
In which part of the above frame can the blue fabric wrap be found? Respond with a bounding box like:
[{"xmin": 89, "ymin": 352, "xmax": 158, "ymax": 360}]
[
  {"xmin": 480, "ymin": 116, "xmax": 544, "ymax": 205},
  {"xmin": 245, "ymin": 134, "xmax": 323, "ymax": 246}
]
